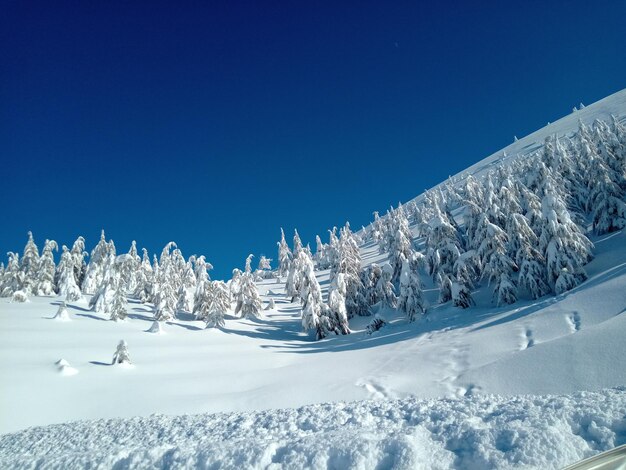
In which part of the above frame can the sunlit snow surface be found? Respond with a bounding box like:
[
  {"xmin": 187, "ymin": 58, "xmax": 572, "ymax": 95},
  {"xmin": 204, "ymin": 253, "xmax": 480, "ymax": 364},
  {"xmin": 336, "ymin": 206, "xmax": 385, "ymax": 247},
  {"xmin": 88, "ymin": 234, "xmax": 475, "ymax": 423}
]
[
  {"xmin": 1, "ymin": 388, "xmax": 625, "ymax": 469},
  {"xmin": 1, "ymin": 89, "xmax": 626, "ymax": 468}
]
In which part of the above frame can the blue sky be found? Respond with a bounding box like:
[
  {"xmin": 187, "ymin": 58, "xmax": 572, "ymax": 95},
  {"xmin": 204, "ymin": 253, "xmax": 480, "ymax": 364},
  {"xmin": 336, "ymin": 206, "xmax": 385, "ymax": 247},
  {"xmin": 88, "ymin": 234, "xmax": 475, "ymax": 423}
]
[{"xmin": 1, "ymin": 1, "xmax": 625, "ymax": 279}]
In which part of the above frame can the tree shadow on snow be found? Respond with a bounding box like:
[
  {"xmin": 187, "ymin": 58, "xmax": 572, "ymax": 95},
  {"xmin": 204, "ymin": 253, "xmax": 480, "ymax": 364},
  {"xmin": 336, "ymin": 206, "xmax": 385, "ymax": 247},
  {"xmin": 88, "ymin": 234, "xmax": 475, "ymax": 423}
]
[
  {"xmin": 166, "ymin": 321, "xmax": 204, "ymax": 332},
  {"xmin": 89, "ymin": 361, "xmax": 112, "ymax": 366},
  {"xmin": 74, "ymin": 312, "xmax": 109, "ymax": 322}
]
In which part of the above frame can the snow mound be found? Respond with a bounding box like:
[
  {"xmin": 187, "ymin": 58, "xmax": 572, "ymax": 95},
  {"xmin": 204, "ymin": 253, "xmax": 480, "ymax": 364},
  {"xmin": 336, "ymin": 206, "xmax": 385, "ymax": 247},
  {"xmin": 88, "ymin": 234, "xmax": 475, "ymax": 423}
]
[
  {"xmin": 1, "ymin": 388, "xmax": 625, "ymax": 470},
  {"xmin": 55, "ymin": 359, "xmax": 78, "ymax": 377}
]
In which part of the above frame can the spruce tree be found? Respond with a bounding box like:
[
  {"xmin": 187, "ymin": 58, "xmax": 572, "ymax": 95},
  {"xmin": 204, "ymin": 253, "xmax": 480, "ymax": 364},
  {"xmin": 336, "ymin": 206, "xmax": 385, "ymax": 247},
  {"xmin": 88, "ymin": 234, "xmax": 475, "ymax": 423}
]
[
  {"xmin": 36, "ymin": 239, "xmax": 58, "ymax": 296},
  {"xmin": 397, "ymin": 256, "xmax": 426, "ymax": 321},
  {"xmin": 20, "ymin": 231, "xmax": 40, "ymax": 295},
  {"xmin": 57, "ymin": 246, "xmax": 82, "ymax": 302}
]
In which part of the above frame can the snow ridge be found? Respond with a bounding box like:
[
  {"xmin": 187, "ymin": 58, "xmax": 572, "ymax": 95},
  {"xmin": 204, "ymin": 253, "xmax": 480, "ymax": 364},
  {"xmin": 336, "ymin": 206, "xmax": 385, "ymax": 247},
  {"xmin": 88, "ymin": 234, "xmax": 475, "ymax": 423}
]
[{"xmin": 2, "ymin": 388, "xmax": 625, "ymax": 470}]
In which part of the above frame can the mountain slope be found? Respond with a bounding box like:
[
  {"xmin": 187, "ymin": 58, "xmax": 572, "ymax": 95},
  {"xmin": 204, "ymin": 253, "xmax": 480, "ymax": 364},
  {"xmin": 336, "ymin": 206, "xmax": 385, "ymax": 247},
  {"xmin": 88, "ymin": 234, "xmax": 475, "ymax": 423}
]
[{"xmin": 1, "ymin": 89, "xmax": 625, "ymax": 469}]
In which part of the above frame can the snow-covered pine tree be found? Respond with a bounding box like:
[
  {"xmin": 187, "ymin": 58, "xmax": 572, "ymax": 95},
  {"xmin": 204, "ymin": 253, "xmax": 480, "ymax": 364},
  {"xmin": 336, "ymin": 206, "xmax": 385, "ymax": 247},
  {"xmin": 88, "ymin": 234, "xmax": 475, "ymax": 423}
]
[
  {"xmin": 54, "ymin": 301, "xmax": 70, "ymax": 321},
  {"xmin": 314, "ymin": 235, "xmax": 325, "ymax": 269},
  {"xmin": 388, "ymin": 206, "xmax": 414, "ymax": 283},
  {"xmin": 205, "ymin": 280, "xmax": 230, "ymax": 328},
  {"xmin": 375, "ymin": 263, "xmax": 397, "ymax": 310},
  {"xmin": 336, "ymin": 222, "xmax": 369, "ymax": 317},
  {"xmin": 362, "ymin": 263, "xmax": 382, "ymax": 306},
  {"xmin": 586, "ymin": 154, "xmax": 626, "ymax": 234},
  {"xmin": 452, "ymin": 280, "xmax": 474, "ymax": 309},
  {"xmin": 539, "ymin": 187, "xmax": 593, "ymax": 293},
  {"xmin": 176, "ymin": 283, "xmax": 191, "ymax": 313},
  {"xmin": 236, "ymin": 256, "xmax": 262, "ymax": 319},
  {"xmin": 397, "ymin": 256, "xmax": 426, "ymax": 321},
  {"xmin": 134, "ymin": 248, "xmax": 153, "ymax": 302},
  {"xmin": 325, "ymin": 227, "xmax": 340, "ymax": 272},
  {"xmin": 70, "ymin": 236, "xmax": 87, "ymax": 287},
  {"xmin": 154, "ymin": 262, "xmax": 177, "ymax": 322},
  {"xmin": 112, "ymin": 340, "xmax": 131, "ymax": 365},
  {"xmin": 20, "ymin": 231, "xmax": 40, "ymax": 295},
  {"xmin": 36, "ymin": 239, "xmax": 58, "ymax": 295},
  {"xmin": 255, "ymin": 255, "xmax": 272, "ymax": 280},
  {"xmin": 327, "ymin": 272, "xmax": 350, "ymax": 335},
  {"xmin": 191, "ymin": 255, "xmax": 211, "ymax": 316},
  {"xmin": 57, "ymin": 246, "xmax": 82, "ymax": 301},
  {"xmin": 229, "ymin": 268, "xmax": 242, "ymax": 311},
  {"xmin": 124, "ymin": 241, "xmax": 141, "ymax": 293},
  {"xmin": 89, "ymin": 252, "xmax": 116, "ymax": 313},
  {"xmin": 1, "ymin": 252, "xmax": 22, "ymax": 297},
  {"xmin": 292, "ymin": 229, "xmax": 303, "ymax": 258},
  {"xmin": 285, "ymin": 253, "xmax": 301, "ymax": 302},
  {"xmin": 277, "ymin": 228, "xmax": 292, "ymax": 277},
  {"xmin": 295, "ymin": 249, "xmax": 333, "ymax": 339},
  {"xmin": 476, "ymin": 215, "xmax": 518, "ymax": 305},
  {"xmin": 109, "ymin": 270, "xmax": 128, "ymax": 321},
  {"xmin": 82, "ymin": 230, "xmax": 114, "ymax": 294}
]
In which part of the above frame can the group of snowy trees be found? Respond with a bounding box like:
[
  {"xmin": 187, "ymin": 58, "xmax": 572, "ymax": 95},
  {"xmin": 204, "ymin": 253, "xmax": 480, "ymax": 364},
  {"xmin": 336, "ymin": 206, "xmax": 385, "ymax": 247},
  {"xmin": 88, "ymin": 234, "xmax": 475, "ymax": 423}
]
[
  {"xmin": 0, "ymin": 230, "xmax": 251, "ymax": 330},
  {"xmin": 368, "ymin": 116, "xmax": 624, "ymax": 310},
  {"xmin": 3, "ymin": 116, "xmax": 625, "ymax": 341},
  {"xmin": 278, "ymin": 116, "xmax": 625, "ymax": 339}
]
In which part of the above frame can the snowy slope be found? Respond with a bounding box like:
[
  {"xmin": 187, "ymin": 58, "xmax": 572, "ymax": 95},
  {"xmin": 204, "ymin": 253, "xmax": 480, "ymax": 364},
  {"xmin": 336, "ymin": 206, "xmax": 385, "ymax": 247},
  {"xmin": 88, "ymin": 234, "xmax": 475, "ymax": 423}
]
[
  {"xmin": 1, "ymin": 89, "xmax": 626, "ymax": 468},
  {"xmin": 406, "ymin": 88, "xmax": 626, "ymax": 206}
]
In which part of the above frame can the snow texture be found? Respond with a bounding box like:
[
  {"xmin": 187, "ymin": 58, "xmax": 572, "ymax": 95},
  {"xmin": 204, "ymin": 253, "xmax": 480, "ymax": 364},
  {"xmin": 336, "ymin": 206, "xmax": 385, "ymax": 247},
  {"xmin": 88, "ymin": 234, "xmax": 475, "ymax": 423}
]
[{"xmin": 1, "ymin": 388, "xmax": 624, "ymax": 470}]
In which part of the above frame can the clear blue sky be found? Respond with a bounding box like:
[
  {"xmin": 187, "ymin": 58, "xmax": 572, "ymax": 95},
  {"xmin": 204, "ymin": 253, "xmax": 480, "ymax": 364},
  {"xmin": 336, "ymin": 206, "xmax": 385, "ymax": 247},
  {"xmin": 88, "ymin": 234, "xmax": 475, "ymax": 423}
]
[{"xmin": 1, "ymin": 1, "xmax": 625, "ymax": 279}]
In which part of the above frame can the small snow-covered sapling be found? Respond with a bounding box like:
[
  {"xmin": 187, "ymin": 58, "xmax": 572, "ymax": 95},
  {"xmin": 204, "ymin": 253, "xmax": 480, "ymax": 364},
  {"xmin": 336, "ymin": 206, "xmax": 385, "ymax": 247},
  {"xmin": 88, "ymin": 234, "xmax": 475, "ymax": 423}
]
[{"xmin": 112, "ymin": 340, "xmax": 132, "ymax": 365}]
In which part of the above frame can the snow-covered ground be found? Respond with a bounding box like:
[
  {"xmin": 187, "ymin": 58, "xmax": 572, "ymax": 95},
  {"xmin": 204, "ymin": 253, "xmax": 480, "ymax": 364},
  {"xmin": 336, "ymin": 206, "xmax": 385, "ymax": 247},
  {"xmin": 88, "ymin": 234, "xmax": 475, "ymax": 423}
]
[
  {"xmin": 1, "ymin": 89, "xmax": 625, "ymax": 468},
  {"xmin": 2, "ymin": 388, "xmax": 625, "ymax": 469}
]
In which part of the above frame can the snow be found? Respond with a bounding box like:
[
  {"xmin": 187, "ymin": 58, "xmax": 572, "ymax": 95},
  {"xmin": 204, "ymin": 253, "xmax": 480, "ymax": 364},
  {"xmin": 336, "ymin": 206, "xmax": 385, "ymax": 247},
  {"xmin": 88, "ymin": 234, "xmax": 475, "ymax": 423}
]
[
  {"xmin": 1, "ymin": 388, "xmax": 624, "ymax": 469},
  {"xmin": 1, "ymin": 89, "xmax": 626, "ymax": 468}
]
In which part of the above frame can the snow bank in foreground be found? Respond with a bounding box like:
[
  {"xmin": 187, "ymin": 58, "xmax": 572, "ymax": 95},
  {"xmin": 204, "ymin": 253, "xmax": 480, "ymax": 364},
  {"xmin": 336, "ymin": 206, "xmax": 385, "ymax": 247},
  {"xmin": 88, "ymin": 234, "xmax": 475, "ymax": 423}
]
[{"xmin": 2, "ymin": 388, "xmax": 624, "ymax": 470}]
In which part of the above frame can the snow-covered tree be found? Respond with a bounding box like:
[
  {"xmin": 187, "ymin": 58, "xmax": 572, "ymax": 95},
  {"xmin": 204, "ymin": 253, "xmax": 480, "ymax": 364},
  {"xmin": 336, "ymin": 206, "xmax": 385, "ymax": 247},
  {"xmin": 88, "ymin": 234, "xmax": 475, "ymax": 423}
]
[
  {"xmin": 397, "ymin": 256, "xmax": 425, "ymax": 321},
  {"xmin": 112, "ymin": 340, "xmax": 131, "ymax": 365},
  {"xmin": 277, "ymin": 228, "xmax": 292, "ymax": 277},
  {"xmin": 452, "ymin": 280, "xmax": 474, "ymax": 309},
  {"xmin": 20, "ymin": 231, "xmax": 40, "ymax": 294},
  {"xmin": 89, "ymin": 253, "xmax": 116, "ymax": 313},
  {"xmin": 539, "ymin": 190, "xmax": 593, "ymax": 292},
  {"xmin": 205, "ymin": 280, "xmax": 230, "ymax": 328},
  {"xmin": 588, "ymin": 159, "xmax": 626, "ymax": 234},
  {"xmin": 375, "ymin": 263, "xmax": 397, "ymax": 310},
  {"xmin": 334, "ymin": 223, "xmax": 369, "ymax": 317},
  {"xmin": 1, "ymin": 252, "xmax": 22, "ymax": 297},
  {"xmin": 327, "ymin": 272, "xmax": 350, "ymax": 335},
  {"xmin": 109, "ymin": 272, "xmax": 128, "ymax": 322},
  {"xmin": 388, "ymin": 207, "xmax": 414, "ymax": 283},
  {"xmin": 236, "ymin": 271, "xmax": 262, "ymax": 319},
  {"xmin": 36, "ymin": 239, "xmax": 58, "ymax": 295},
  {"xmin": 285, "ymin": 253, "xmax": 301, "ymax": 302},
  {"xmin": 57, "ymin": 246, "xmax": 82, "ymax": 301},
  {"xmin": 134, "ymin": 248, "xmax": 153, "ymax": 302},
  {"xmin": 476, "ymin": 215, "xmax": 518, "ymax": 305},
  {"xmin": 82, "ymin": 230, "xmax": 115, "ymax": 294},
  {"xmin": 54, "ymin": 301, "xmax": 70, "ymax": 321},
  {"xmin": 255, "ymin": 255, "xmax": 273, "ymax": 280},
  {"xmin": 154, "ymin": 262, "xmax": 177, "ymax": 322},
  {"xmin": 176, "ymin": 284, "xmax": 192, "ymax": 313},
  {"xmin": 70, "ymin": 236, "xmax": 87, "ymax": 287},
  {"xmin": 192, "ymin": 255, "xmax": 212, "ymax": 316},
  {"xmin": 292, "ymin": 229, "xmax": 303, "ymax": 258},
  {"xmin": 229, "ymin": 268, "xmax": 242, "ymax": 310}
]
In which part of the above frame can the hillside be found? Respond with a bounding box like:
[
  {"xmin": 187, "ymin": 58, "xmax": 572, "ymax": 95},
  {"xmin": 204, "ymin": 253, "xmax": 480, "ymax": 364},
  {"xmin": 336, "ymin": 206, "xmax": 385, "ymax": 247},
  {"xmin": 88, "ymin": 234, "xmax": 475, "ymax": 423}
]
[{"xmin": 1, "ymin": 88, "xmax": 625, "ymax": 469}]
